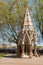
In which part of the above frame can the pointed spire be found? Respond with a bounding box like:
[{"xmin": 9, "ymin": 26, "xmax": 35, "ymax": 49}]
[
  {"xmin": 24, "ymin": 8, "xmax": 33, "ymax": 26},
  {"xmin": 22, "ymin": 8, "xmax": 34, "ymax": 31}
]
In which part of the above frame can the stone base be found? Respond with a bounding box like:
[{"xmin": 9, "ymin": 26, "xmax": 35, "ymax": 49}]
[
  {"xmin": 21, "ymin": 54, "xmax": 29, "ymax": 58},
  {"xmin": 29, "ymin": 53, "xmax": 33, "ymax": 58},
  {"xmin": 34, "ymin": 52, "xmax": 38, "ymax": 57}
]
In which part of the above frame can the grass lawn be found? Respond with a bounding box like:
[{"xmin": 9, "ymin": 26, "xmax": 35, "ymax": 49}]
[
  {"xmin": 0, "ymin": 53, "xmax": 4, "ymax": 58},
  {"xmin": 37, "ymin": 46, "xmax": 43, "ymax": 49}
]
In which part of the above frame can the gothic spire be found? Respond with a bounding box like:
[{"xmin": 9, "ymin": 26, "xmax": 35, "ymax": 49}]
[{"xmin": 22, "ymin": 8, "xmax": 34, "ymax": 32}]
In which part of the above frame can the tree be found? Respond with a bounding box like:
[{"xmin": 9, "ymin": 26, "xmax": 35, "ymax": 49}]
[
  {"xmin": 0, "ymin": 0, "xmax": 29, "ymax": 44},
  {"xmin": 32, "ymin": 0, "xmax": 43, "ymax": 37}
]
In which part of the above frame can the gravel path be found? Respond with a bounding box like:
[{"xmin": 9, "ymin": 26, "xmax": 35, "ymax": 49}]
[{"xmin": 0, "ymin": 54, "xmax": 43, "ymax": 65}]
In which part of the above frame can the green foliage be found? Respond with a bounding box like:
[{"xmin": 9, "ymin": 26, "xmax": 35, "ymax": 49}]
[
  {"xmin": 0, "ymin": 0, "xmax": 29, "ymax": 44},
  {"xmin": 0, "ymin": 53, "xmax": 4, "ymax": 58},
  {"xmin": 32, "ymin": 0, "xmax": 43, "ymax": 36},
  {"xmin": 40, "ymin": 0, "xmax": 43, "ymax": 3}
]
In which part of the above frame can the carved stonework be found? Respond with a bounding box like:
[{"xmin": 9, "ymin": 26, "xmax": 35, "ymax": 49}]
[{"xmin": 17, "ymin": 8, "xmax": 38, "ymax": 58}]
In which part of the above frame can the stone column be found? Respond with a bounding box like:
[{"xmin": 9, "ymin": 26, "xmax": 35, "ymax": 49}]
[
  {"xmin": 33, "ymin": 33, "xmax": 38, "ymax": 57},
  {"xmin": 29, "ymin": 44, "xmax": 33, "ymax": 58},
  {"xmin": 21, "ymin": 33, "xmax": 25, "ymax": 57},
  {"xmin": 34, "ymin": 44, "xmax": 38, "ymax": 57},
  {"xmin": 26, "ymin": 45, "xmax": 27, "ymax": 54},
  {"xmin": 21, "ymin": 45, "xmax": 25, "ymax": 57}
]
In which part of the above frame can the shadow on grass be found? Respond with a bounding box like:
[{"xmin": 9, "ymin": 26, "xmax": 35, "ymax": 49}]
[
  {"xmin": 0, "ymin": 53, "xmax": 4, "ymax": 58},
  {"xmin": 3, "ymin": 54, "xmax": 21, "ymax": 58},
  {"xmin": 3, "ymin": 54, "xmax": 31, "ymax": 59}
]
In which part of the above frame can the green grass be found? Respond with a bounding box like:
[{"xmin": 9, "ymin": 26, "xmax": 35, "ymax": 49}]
[
  {"xmin": 0, "ymin": 53, "xmax": 4, "ymax": 58},
  {"xmin": 37, "ymin": 46, "xmax": 43, "ymax": 49}
]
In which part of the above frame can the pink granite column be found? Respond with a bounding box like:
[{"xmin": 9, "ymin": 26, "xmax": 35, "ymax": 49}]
[
  {"xmin": 34, "ymin": 44, "xmax": 38, "ymax": 57},
  {"xmin": 21, "ymin": 45, "xmax": 25, "ymax": 57},
  {"xmin": 29, "ymin": 44, "xmax": 33, "ymax": 58}
]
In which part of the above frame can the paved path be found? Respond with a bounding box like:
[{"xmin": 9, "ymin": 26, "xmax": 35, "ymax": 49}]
[{"xmin": 0, "ymin": 54, "xmax": 43, "ymax": 65}]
